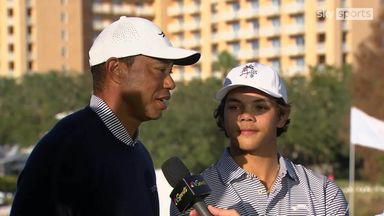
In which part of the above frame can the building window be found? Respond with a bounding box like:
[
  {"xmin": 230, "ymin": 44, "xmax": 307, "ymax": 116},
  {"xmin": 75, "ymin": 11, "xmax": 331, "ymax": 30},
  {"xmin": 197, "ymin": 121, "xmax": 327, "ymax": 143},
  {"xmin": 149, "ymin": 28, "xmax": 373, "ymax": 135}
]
[
  {"xmin": 294, "ymin": 35, "xmax": 304, "ymax": 46},
  {"xmin": 28, "ymin": 61, "xmax": 33, "ymax": 70},
  {"xmin": 231, "ymin": 21, "xmax": 240, "ymax": 32},
  {"xmin": 272, "ymin": 0, "xmax": 280, "ymax": 7},
  {"xmin": 250, "ymin": 19, "xmax": 259, "ymax": 29},
  {"xmin": 342, "ymin": 54, "xmax": 347, "ymax": 64},
  {"xmin": 342, "ymin": 32, "xmax": 347, "ymax": 42},
  {"xmin": 193, "ymin": 15, "xmax": 200, "ymax": 24},
  {"xmin": 8, "ymin": 44, "xmax": 14, "ymax": 52},
  {"xmin": 61, "ymin": 47, "xmax": 67, "ymax": 58},
  {"xmin": 318, "ymin": 55, "xmax": 326, "ymax": 64},
  {"xmin": 61, "ymin": 64, "xmax": 67, "ymax": 72},
  {"xmin": 232, "ymin": 2, "xmax": 240, "ymax": 11},
  {"xmin": 318, "ymin": 33, "xmax": 326, "ymax": 42},
  {"xmin": 295, "ymin": 57, "xmax": 305, "ymax": 66},
  {"xmin": 212, "ymin": 44, "xmax": 218, "ymax": 56},
  {"xmin": 270, "ymin": 17, "xmax": 280, "ymax": 27},
  {"xmin": 193, "ymin": 31, "xmax": 200, "ymax": 39},
  {"xmin": 26, "ymin": 7, "xmax": 32, "ymax": 16},
  {"xmin": 211, "ymin": 4, "xmax": 218, "ymax": 14},
  {"xmin": 8, "ymin": 26, "xmax": 14, "ymax": 34},
  {"xmin": 27, "ymin": 25, "xmax": 32, "ymax": 34},
  {"xmin": 8, "ymin": 8, "xmax": 13, "ymax": 16},
  {"xmin": 271, "ymin": 37, "xmax": 280, "ymax": 48},
  {"xmin": 61, "ymin": 30, "xmax": 68, "ymax": 41},
  {"xmin": 60, "ymin": 12, "xmax": 67, "ymax": 22},
  {"xmin": 270, "ymin": 58, "xmax": 280, "ymax": 72},
  {"xmin": 294, "ymin": 15, "xmax": 304, "ymax": 25},
  {"xmin": 9, "ymin": 62, "xmax": 14, "ymax": 70},
  {"xmin": 27, "ymin": 43, "xmax": 33, "ymax": 52},
  {"xmin": 250, "ymin": 40, "xmax": 259, "ymax": 50},
  {"xmin": 229, "ymin": 42, "xmax": 240, "ymax": 54},
  {"xmin": 177, "ymin": 17, "xmax": 184, "ymax": 25},
  {"xmin": 250, "ymin": 0, "xmax": 259, "ymax": 9}
]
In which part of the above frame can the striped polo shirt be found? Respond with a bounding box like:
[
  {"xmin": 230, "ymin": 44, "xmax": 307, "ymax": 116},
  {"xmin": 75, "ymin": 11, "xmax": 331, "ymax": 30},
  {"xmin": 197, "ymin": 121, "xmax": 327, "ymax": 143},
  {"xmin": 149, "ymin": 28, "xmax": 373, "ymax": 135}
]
[
  {"xmin": 90, "ymin": 95, "xmax": 138, "ymax": 147},
  {"xmin": 170, "ymin": 148, "xmax": 349, "ymax": 216}
]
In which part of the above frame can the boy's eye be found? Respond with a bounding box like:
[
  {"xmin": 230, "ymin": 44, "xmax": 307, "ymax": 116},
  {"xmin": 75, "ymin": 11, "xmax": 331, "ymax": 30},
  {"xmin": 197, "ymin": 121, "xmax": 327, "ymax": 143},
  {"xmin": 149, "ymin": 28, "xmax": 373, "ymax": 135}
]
[{"xmin": 227, "ymin": 104, "xmax": 240, "ymax": 110}]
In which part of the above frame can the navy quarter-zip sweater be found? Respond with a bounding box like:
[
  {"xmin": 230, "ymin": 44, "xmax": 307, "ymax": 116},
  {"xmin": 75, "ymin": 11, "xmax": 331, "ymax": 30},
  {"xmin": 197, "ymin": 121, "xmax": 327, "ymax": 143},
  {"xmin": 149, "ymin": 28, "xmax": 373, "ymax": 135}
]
[{"xmin": 11, "ymin": 106, "xmax": 159, "ymax": 216}]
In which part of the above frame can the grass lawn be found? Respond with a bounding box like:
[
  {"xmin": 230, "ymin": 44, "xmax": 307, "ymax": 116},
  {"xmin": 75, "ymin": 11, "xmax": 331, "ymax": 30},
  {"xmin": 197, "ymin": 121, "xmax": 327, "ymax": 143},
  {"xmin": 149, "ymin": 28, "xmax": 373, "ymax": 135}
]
[{"xmin": 337, "ymin": 180, "xmax": 384, "ymax": 216}]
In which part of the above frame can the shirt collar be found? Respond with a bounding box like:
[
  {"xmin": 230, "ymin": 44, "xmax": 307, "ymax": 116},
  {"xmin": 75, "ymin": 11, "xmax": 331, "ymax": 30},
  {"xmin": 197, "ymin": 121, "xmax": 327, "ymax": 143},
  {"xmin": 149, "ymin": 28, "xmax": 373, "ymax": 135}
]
[
  {"xmin": 216, "ymin": 148, "xmax": 299, "ymax": 184},
  {"xmin": 89, "ymin": 95, "xmax": 138, "ymax": 147}
]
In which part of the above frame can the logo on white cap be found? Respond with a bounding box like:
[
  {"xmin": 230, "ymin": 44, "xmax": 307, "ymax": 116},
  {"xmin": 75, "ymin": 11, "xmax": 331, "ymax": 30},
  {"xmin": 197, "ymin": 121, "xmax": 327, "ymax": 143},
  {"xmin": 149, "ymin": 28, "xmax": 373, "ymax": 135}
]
[{"xmin": 215, "ymin": 63, "xmax": 288, "ymax": 103}]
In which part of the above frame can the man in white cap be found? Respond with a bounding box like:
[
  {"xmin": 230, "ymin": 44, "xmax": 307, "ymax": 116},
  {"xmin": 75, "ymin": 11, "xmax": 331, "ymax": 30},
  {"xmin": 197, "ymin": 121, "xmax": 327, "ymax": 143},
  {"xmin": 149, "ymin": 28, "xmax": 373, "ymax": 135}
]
[
  {"xmin": 172, "ymin": 62, "xmax": 349, "ymax": 215},
  {"xmin": 11, "ymin": 16, "xmax": 200, "ymax": 216}
]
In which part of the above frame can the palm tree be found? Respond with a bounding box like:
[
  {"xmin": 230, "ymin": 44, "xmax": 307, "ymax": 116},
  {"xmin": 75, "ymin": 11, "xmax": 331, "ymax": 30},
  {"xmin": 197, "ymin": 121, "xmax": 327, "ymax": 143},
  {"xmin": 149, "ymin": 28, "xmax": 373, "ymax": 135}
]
[{"xmin": 212, "ymin": 51, "xmax": 237, "ymax": 79}]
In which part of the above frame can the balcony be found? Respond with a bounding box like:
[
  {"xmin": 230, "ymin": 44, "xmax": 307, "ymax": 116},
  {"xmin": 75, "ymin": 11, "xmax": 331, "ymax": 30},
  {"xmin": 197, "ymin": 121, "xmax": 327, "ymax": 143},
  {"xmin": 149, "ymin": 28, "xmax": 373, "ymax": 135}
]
[
  {"xmin": 93, "ymin": 20, "xmax": 111, "ymax": 31},
  {"xmin": 238, "ymin": 49, "xmax": 259, "ymax": 59},
  {"xmin": 286, "ymin": 65, "xmax": 306, "ymax": 76},
  {"xmin": 112, "ymin": 4, "xmax": 133, "ymax": 15},
  {"xmin": 259, "ymin": 26, "xmax": 280, "ymax": 37},
  {"xmin": 135, "ymin": 6, "xmax": 155, "ymax": 17},
  {"xmin": 238, "ymin": 28, "xmax": 259, "ymax": 39},
  {"xmin": 259, "ymin": 47, "xmax": 281, "ymax": 58},
  {"xmin": 282, "ymin": 2, "xmax": 305, "ymax": 14},
  {"xmin": 7, "ymin": 17, "xmax": 14, "ymax": 25},
  {"xmin": 282, "ymin": 45, "xmax": 305, "ymax": 56},
  {"xmin": 221, "ymin": 30, "xmax": 239, "ymax": 41},
  {"xmin": 184, "ymin": 3, "xmax": 200, "ymax": 14},
  {"xmin": 342, "ymin": 42, "xmax": 350, "ymax": 52},
  {"xmin": 282, "ymin": 24, "xmax": 305, "ymax": 35},
  {"xmin": 317, "ymin": 22, "xmax": 325, "ymax": 32},
  {"xmin": 92, "ymin": 3, "xmax": 111, "ymax": 14},
  {"xmin": 171, "ymin": 38, "xmax": 183, "ymax": 47},
  {"xmin": 168, "ymin": 5, "xmax": 183, "ymax": 16},
  {"xmin": 183, "ymin": 21, "xmax": 200, "ymax": 31},
  {"xmin": 184, "ymin": 38, "xmax": 201, "ymax": 48},
  {"xmin": 167, "ymin": 22, "xmax": 183, "ymax": 33},
  {"xmin": 239, "ymin": 8, "xmax": 260, "ymax": 19},
  {"xmin": 220, "ymin": 10, "xmax": 241, "ymax": 21},
  {"xmin": 317, "ymin": 43, "xmax": 325, "ymax": 53},
  {"xmin": 259, "ymin": 5, "xmax": 280, "ymax": 16}
]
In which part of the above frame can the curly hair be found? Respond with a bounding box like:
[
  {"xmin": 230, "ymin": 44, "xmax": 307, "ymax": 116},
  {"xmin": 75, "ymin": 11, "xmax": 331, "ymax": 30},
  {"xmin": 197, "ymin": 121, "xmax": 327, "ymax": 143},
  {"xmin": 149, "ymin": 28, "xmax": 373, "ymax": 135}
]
[{"xmin": 213, "ymin": 96, "xmax": 291, "ymax": 137}]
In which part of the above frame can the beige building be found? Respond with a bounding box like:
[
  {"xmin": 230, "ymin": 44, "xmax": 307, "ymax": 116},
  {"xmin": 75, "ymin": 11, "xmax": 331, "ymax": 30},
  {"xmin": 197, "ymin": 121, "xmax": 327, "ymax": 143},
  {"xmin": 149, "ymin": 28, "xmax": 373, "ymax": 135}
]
[
  {"xmin": 0, "ymin": 0, "xmax": 159, "ymax": 78},
  {"xmin": 0, "ymin": 0, "xmax": 382, "ymax": 80}
]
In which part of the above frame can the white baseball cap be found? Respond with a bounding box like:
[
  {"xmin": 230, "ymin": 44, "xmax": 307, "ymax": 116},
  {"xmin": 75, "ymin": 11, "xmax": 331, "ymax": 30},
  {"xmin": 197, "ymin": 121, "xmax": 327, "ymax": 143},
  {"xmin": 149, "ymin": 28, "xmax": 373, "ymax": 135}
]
[
  {"xmin": 89, "ymin": 16, "xmax": 200, "ymax": 66},
  {"xmin": 215, "ymin": 63, "xmax": 288, "ymax": 103}
]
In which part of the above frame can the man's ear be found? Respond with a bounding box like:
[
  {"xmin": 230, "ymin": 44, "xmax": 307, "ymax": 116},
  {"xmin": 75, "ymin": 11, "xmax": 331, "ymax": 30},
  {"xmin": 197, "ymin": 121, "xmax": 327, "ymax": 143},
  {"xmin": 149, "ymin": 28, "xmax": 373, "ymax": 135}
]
[{"xmin": 105, "ymin": 57, "xmax": 121, "ymax": 84}]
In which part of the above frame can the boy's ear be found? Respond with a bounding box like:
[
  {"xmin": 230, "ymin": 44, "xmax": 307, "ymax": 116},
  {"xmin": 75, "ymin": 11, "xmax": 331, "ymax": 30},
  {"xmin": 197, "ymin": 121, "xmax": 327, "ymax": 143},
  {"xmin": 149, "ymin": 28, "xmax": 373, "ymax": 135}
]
[{"xmin": 277, "ymin": 107, "xmax": 290, "ymax": 128}]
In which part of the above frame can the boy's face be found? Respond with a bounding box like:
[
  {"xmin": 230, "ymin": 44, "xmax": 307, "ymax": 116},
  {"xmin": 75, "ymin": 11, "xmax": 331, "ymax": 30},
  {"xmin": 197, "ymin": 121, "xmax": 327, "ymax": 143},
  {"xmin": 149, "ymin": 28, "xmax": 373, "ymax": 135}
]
[{"xmin": 223, "ymin": 87, "xmax": 288, "ymax": 156}]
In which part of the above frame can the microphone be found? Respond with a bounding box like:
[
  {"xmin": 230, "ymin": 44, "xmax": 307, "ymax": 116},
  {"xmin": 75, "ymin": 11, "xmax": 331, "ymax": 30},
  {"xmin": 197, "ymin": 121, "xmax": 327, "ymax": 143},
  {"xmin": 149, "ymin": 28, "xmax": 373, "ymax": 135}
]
[{"xmin": 161, "ymin": 157, "xmax": 212, "ymax": 216}]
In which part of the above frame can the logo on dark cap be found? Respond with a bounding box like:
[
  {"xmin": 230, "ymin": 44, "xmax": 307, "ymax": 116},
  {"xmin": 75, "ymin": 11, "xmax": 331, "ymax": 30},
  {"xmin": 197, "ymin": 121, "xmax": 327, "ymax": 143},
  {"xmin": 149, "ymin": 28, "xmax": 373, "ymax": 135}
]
[{"xmin": 240, "ymin": 64, "xmax": 258, "ymax": 78}]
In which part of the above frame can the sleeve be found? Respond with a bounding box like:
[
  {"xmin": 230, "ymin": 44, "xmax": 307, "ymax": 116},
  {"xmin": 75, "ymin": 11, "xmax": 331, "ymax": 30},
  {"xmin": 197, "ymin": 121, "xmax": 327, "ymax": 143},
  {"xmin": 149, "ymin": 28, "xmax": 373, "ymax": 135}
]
[
  {"xmin": 10, "ymin": 130, "xmax": 72, "ymax": 216},
  {"xmin": 325, "ymin": 180, "xmax": 350, "ymax": 216}
]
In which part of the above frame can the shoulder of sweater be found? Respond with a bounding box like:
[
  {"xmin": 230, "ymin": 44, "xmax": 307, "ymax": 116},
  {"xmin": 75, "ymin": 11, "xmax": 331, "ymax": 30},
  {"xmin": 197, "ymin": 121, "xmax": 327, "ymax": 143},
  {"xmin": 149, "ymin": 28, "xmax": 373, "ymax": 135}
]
[{"xmin": 40, "ymin": 106, "xmax": 98, "ymax": 143}]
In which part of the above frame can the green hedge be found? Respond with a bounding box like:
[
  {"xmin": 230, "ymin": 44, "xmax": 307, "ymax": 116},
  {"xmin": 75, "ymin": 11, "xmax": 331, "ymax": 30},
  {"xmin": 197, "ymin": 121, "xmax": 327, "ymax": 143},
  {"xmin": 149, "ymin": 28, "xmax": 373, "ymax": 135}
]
[{"xmin": 0, "ymin": 175, "xmax": 17, "ymax": 193}]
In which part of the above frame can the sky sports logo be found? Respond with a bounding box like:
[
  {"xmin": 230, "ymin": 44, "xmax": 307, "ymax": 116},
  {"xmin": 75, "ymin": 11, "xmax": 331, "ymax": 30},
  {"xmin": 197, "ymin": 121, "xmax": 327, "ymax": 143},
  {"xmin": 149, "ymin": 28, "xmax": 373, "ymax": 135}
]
[{"xmin": 316, "ymin": 8, "xmax": 373, "ymax": 20}]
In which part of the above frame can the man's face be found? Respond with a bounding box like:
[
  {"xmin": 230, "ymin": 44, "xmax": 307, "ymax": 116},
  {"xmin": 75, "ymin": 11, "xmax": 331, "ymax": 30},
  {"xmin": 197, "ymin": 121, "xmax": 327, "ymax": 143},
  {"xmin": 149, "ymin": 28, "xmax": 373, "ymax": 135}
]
[
  {"xmin": 118, "ymin": 55, "xmax": 175, "ymax": 122},
  {"xmin": 223, "ymin": 87, "xmax": 287, "ymax": 156}
]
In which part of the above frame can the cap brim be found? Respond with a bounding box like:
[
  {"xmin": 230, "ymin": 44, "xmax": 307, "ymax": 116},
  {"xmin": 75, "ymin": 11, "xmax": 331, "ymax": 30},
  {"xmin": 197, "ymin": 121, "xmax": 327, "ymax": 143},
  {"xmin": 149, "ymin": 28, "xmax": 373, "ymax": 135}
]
[
  {"xmin": 215, "ymin": 84, "xmax": 283, "ymax": 101},
  {"xmin": 143, "ymin": 47, "xmax": 200, "ymax": 66}
]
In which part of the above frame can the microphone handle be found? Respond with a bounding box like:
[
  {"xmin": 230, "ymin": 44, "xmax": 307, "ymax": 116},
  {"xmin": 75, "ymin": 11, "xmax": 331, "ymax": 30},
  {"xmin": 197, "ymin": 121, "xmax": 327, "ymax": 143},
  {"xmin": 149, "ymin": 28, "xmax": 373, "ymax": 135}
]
[{"xmin": 193, "ymin": 198, "xmax": 212, "ymax": 216}]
